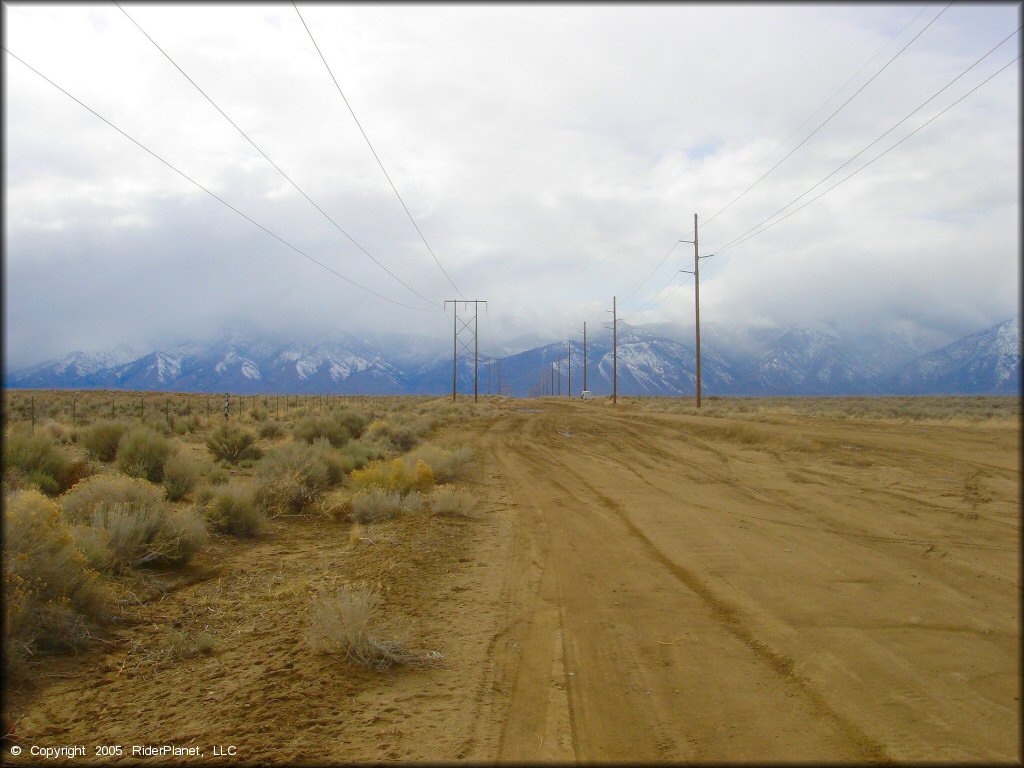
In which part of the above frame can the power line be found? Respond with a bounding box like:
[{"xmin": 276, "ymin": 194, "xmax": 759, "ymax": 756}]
[
  {"xmin": 702, "ymin": 1, "xmax": 953, "ymax": 229},
  {"xmin": 292, "ymin": 1, "xmax": 465, "ymax": 299},
  {"xmin": 756, "ymin": 4, "xmax": 932, "ymax": 167},
  {"xmin": 710, "ymin": 53, "xmax": 1021, "ymax": 256},
  {"xmin": 113, "ymin": 1, "xmax": 440, "ymax": 311},
  {"xmin": 710, "ymin": 25, "xmax": 1022, "ymax": 256},
  {"xmin": 2, "ymin": 45, "xmax": 436, "ymax": 313},
  {"xmin": 618, "ymin": 224, "xmax": 700, "ymax": 303}
]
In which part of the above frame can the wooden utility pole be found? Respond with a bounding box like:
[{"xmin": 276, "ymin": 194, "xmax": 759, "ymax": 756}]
[
  {"xmin": 474, "ymin": 302, "xmax": 479, "ymax": 402},
  {"xmin": 581, "ymin": 322, "xmax": 587, "ymax": 393},
  {"xmin": 567, "ymin": 340, "xmax": 571, "ymax": 398},
  {"xmin": 606, "ymin": 297, "xmax": 617, "ymax": 404},
  {"xmin": 694, "ymin": 212, "xmax": 702, "ymax": 408}
]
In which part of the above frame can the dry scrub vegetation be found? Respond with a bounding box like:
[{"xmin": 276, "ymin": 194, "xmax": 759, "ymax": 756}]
[
  {"xmin": 628, "ymin": 394, "xmax": 1020, "ymax": 425},
  {"xmin": 2, "ymin": 390, "xmax": 492, "ymax": 686}
]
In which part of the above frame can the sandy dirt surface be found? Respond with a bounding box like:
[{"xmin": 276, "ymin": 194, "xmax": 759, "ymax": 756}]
[{"xmin": 4, "ymin": 399, "xmax": 1020, "ymax": 763}]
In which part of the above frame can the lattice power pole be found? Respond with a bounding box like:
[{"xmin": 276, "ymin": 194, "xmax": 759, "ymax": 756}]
[{"xmin": 445, "ymin": 300, "xmax": 487, "ymax": 402}]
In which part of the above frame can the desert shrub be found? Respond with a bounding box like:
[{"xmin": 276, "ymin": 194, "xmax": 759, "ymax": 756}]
[
  {"xmin": 206, "ymin": 423, "xmax": 260, "ymax": 464},
  {"xmin": 80, "ymin": 420, "xmax": 130, "ymax": 462},
  {"xmin": 59, "ymin": 474, "xmax": 207, "ymax": 568},
  {"xmin": 162, "ymin": 452, "xmax": 202, "ymax": 501},
  {"xmin": 116, "ymin": 426, "xmax": 173, "ymax": 482},
  {"xmin": 2, "ymin": 428, "xmax": 88, "ymax": 496},
  {"xmin": 350, "ymin": 487, "xmax": 404, "ymax": 523},
  {"xmin": 258, "ymin": 421, "xmax": 285, "ymax": 440},
  {"xmin": 254, "ymin": 439, "xmax": 343, "ymax": 514},
  {"xmin": 3, "ymin": 490, "xmax": 109, "ymax": 673},
  {"xmin": 306, "ymin": 584, "xmax": 441, "ymax": 670},
  {"xmin": 204, "ymin": 483, "xmax": 264, "ymax": 537},
  {"xmin": 206, "ymin": 465, "xmax": 229, "ymax": 485},
  {"xmin": 67, "ymin": 524, "xmax": 116, "ymax": 573},
  {"xmin": 365, "ymin": 419, "xmax": 419, "ymax": 451},
  {"xmin": 348, "ymin": 458, "xmax": 434, "ymax": 494},
  {"xmin": 293, "ymin": 410, "xmax": 366, "ymax": 447},
  {"xmin": 61, "ymin": 473, "xmax": 164, "ymax": 522},
  {"xmin": 401, "ymin": 490, "xmax": 425, "ymax": 514},
  {"xmin": 335, "ymin": 439, "xmax": 381, "ymax": 473},
  {"xmin": 429, "ymin": 484, "xmax": 476, "ymax": 518},
  {"xmin": 406, "ymin": 445, "xmax": 474, "ymax": 483},
  {"xmin": 42, "ymin": 421, "xmax": 74, "ymax": 445}
]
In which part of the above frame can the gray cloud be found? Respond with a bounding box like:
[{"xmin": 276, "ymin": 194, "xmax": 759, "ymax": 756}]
[{"xmin": 4, "ymin": 3, "xmax": 1019, "ymax": 369}]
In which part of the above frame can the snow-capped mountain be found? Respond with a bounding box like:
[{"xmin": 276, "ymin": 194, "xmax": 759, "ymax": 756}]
[
  {"xmin": 891, "ymin": 318, "xmax": 1020, "ymax": 394},
  {"xmin": 5, "ymin": 320, "xmax": 1019, "ymax": 397}
]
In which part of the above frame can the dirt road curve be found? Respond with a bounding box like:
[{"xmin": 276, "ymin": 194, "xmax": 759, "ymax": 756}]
[
  {"xmin": 5, "ymin": 399, "xmax": 1019, "ymax": 763},
  {"xmin": 484, "ymin": 401, "xmax": 1019, "ymax": 762}
]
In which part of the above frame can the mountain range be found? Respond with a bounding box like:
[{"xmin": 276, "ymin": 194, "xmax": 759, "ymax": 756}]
[{"xmin": 5, "ymin": 319, "xmax": 1019, "ymax": 397}]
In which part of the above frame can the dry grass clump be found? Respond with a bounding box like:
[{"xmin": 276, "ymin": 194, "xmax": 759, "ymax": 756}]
[
  {"xmin": 350, "ymin": 487, "xmax": 404, "ymax": 523},
  {"xmin": 254, "ymin": 438, "xmax": 344, "ymax": 515},
  {"xmin": 163, "ymin": 629, "xmax": 216, "ymax": 659},
  {"xmin": 406, "ymin": 444, "xmax": 474, "ymax": 483},
  {"xmin": 293, "ymin": 409, "xmax": 367, "ymax": 447},
  {"xmin": 3, "ymin": 427, "xmax": 90, "ymax": 497},
  {"xmin": 206, "ymin": 423, "xmax": 261, "ymax": 464},
  {"xmin": 429, "ymin": 484, "xmax": 477, "ymax": 518},
  {"xmin": 59, "ymin": 474, "xmax": 208, "ymax": 569},
  {"xmin": 3, "ymin": 490, "xmax": 109, "ymax": 676},
  {"xmin": 116, "ymin": 426, "xmax": 173, "ymax": 483},
  {"xmin": 348, "ymin": 458, "xmax": 434, "ymax": 495},
  {"xmin": 203, "ymin": 483, "xmax": 264, "ymax": 536},
  {"xmin": 80, "ymin": 420, "xmax": 130, "ymax": 462},
  {"xmin": 306, "ymin": 584, "xmax": 442, "ymax": 671},
  {"xmin": 162, "ymin": 452, "xmax": 203, "ymax": 501}
]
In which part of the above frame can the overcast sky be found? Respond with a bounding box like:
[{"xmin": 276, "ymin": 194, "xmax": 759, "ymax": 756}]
[{"xmin": 4, "ymin": 2, "xmax": 1020, "ymax": 369}]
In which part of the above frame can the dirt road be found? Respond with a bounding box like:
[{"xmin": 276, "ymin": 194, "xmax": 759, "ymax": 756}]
[
  {"xmin": 484, "ymin": 400, "xmax": 1019, "ymax": 762},
  {"xmin": 5, "ymin": 399, "xmax": 1019, "ymax": 762}
]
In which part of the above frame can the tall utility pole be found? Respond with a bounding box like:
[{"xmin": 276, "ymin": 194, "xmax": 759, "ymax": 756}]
[
  {"xmin": 606, "ymin": 297, "xmax": 617, "ymax": 404},
  {"xmin": 581, "ymin": 322, "xmax": 587, "ymax": 393},
  {"xmin": 450, "ymin": 301, "xmax": 457, "ymax": 401},
  {"xmin": 487, "ymin": 361, "xmax": 491, "ymax": 395},
  {"xmin": 550, "ymin": 362, "xmax": 554, "ymax": 396},
  {"xmin": 497, "ymin": 359, "xmax": 502, "ymax": 397},
  {"xmin": 567, "ymin": 339, "xmax": 571, "ymax": 398},
  {"xmin": 444, "ymin": 299, "xmax": 487, "ymax": 403},
  {"xmin": 680, "ymin": 215, "xmax": 711, "ymax": 407},
  {"xmin": 694, "ymin": 213, "xmax": 702, "ymax": 408}
]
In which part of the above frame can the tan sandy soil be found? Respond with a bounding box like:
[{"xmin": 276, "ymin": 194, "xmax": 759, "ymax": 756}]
[{"xmin": 4, "ymin": 399, "xmax": 1020, "ymax": 762}]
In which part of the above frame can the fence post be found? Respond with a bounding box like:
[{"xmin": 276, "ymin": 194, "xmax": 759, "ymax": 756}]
[
  {"xmin": 140, "ymin": 396, "xmax": 144, "ymax": 421},
  {"xmin": 31, "ymin": 395, "xmax": 35, "ymax": 435},
  {"xmin": 112, "ymin": 397, "xmax": 115, "ymax": 419},
  {"xmin": 72, "ymin": 394, "xmax": 76, "ymax": 426}
]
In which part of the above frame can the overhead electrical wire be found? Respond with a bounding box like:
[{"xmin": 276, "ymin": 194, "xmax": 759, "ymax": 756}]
[
  {"xmin": 709, "ymin": 53, "xmax": 1021, "ymax": 257},
  {"xmin": 2, "ymin": 46, "xmax": 436, "ymax": 313},
  {"xmin": 620, "ymin": 239, "xmax": 684, "ymax": 302},
  {"xmin": 113, "ymin": 1, "xmax": 440, "ymax": 311},
  {"xmin": 756, "ymin": 4, "xmax": 932, "ymax": 168},
  {"xmin": 709, "ymin": 25, "xmax": 1023, "ymax": 257},
  {"xmin": 701, "ymin": 1, "xmax": 954, "ymax": 229},
  {"xmin": 291, "ymin": 1, "xmax": 465, "ymax": 300}
]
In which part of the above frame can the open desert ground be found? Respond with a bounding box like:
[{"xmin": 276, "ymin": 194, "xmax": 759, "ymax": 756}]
[{"xmin": 2, "ymin": 393, "xmax": 1020, "ymax": 763}]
